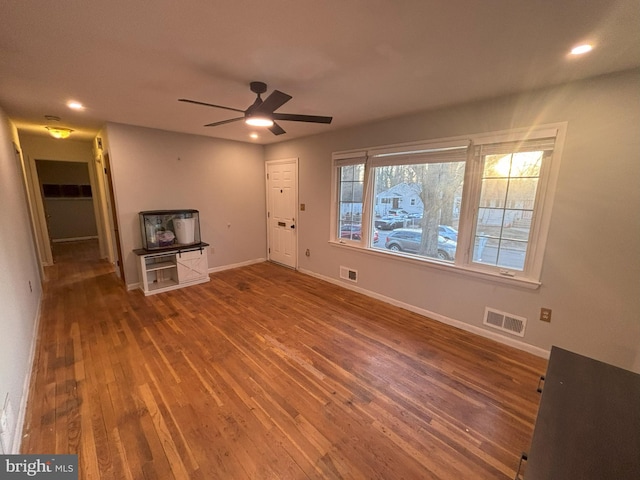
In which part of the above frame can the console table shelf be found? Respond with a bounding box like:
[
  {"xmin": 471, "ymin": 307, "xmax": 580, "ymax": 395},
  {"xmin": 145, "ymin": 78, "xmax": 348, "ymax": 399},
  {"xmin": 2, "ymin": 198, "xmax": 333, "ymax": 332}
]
[
  {"xmin": 145, "ymin": 260, "xmax": 177, "ymax": 272},
  {"xmin": 134, "ymin": 243, "xmax": 209, "ymax": 296}
]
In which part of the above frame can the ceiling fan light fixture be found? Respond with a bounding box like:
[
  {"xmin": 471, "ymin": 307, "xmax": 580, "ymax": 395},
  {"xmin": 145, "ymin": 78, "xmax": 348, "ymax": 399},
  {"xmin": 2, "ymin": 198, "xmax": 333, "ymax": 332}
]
[
  {"xmin": 245, "ymin": 115, "xmax": 274, "ymax": 127},
  {"xmin": 67, "ymin": 100, "xmax": 84, "ymax": 110},
  {"xmin": 46, "ymin": 126, "xmax": 73, "ymax": 139},
  {"xmin": 570, "ymin": 44, "xmax": 593, "ymax": 55}
]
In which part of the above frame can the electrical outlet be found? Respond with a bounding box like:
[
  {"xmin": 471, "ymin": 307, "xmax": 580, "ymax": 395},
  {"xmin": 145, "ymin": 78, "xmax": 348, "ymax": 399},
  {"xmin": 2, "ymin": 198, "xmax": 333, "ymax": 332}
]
[{"xmin": 540, "ymin": 308, "xmax": 552, "ymax": 322}]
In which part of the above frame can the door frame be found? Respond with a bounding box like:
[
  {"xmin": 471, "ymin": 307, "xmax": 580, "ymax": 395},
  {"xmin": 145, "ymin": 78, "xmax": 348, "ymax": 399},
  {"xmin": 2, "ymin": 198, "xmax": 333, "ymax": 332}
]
[
  {"xmin": 102, "ymin": 152, "xmax": 125, "ymax": 281},
  {"xmin": 24, "ymin": 154, "xmax": 54, "ymax": 266},
  {"xmin": 13, "ymin": 143, "xmax": 45, "ymax": 279},
  {"xmin": 265, "ymin": 158, "xmax": 299, "ymax": 269}
]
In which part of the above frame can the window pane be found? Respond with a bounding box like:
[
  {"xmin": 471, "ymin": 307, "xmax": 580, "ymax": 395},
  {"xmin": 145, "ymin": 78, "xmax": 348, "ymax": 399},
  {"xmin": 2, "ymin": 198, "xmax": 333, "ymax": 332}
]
[
  {"xmin": 473, "ymin": 150, "xmax": 543, "ymax": 271},
  {"xmin": 341, "ymin": 164, "xmax": 364, "ymax": 182},
  {"xmin": 371, "ymin": 161, "xmax": 465, "ymax": 262},
  {"xmin": 497, "ymin": 239, "xmax": 527, "ymax": 269},
  {"xmin": 512, "ymin": 151, "xmax": 542, "ymax": 177},
  {"xmin": 338, "ymin": 164, "xmax": 365, "ymax": 241},
  {"xmin": 340, "ymin": 182, "xmax": 354, "ymax": 202},
  {"xmin": 479, "ymin": 178, "xmax": 508, "ymax": 208},
  {"xmin": 473, "ymin": 236, "xmax": 498, "ymax": 263},
  {"xmin": 477, "ymin": 207, "xmax": 505, "ymax": 231},
  {"xmin": 506, "ymin": 178, "xmax": 538, "ymax": 208},
  {"xmin": 483, "ymin": 154, "xmax": 512, "ymax": 178},
  {"xmin": 501, "ymin": 210, "xmax": 532, "ymax": 241}
]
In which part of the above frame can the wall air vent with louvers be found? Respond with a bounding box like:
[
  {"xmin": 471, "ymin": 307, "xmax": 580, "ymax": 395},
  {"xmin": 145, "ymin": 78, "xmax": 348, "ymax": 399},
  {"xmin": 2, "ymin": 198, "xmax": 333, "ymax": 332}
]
[
  {"xmin": 339, "ymin": 266, "xmax": 358, "ymax": 282},
  {"xmin": 483, "ymin": 307, "xmax": 527, "ymax": 337}
]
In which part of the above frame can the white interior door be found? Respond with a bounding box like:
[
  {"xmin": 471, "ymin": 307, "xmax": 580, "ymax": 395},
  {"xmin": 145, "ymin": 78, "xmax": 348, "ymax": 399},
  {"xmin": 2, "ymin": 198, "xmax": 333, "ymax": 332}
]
[{"xmin": 266, "ymin": 159, "xmax": 298, "ymax": 268}]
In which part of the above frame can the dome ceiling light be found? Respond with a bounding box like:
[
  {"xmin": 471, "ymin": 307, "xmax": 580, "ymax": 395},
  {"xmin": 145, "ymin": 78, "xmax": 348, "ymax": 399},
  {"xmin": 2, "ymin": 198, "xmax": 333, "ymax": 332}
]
[{"xmin": 44, "ymin": 115, "xmax": 74, "ymax": 139}]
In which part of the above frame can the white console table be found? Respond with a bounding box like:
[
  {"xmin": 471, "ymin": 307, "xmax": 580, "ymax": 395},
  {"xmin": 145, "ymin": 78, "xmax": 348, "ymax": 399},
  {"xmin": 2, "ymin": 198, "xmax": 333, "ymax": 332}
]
[{"xmin": 134, "ymin": 243, "xmax": 209, "ymax": 296}]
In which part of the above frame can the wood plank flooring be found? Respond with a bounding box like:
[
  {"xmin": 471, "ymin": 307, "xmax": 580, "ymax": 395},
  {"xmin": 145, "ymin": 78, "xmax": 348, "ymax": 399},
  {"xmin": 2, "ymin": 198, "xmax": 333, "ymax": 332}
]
[{"xmin": 22, "ymin": 240, "xmax": 546, "ymax": 479}]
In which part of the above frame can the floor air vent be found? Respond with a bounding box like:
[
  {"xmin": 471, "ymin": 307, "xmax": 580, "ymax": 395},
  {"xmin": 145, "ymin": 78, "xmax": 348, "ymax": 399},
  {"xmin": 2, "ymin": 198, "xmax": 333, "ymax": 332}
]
[
  {"xmin": 339, "ymin": 266, "xmax": 358, "ymax": 282},
  {"xmin": 483, "ymin": 308, "xmax": 526, "ymax": 337}
]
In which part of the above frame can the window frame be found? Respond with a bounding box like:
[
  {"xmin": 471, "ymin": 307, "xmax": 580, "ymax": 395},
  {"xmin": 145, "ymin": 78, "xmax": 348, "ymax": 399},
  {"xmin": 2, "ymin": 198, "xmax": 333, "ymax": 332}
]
[
  {"xmin": 330, "ymin": 124, "xmax": 566, "ymax": 288},
  {"xmin": 332, "ymin": 150, "xmax": 369, "ymax": 246}
]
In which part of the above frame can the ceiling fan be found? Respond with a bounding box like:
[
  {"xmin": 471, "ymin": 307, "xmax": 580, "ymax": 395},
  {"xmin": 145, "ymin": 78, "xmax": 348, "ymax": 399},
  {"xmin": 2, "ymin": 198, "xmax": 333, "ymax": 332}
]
[{"xmin": 179, "ymin": 81, "xmax": 333, "ymax": 136}]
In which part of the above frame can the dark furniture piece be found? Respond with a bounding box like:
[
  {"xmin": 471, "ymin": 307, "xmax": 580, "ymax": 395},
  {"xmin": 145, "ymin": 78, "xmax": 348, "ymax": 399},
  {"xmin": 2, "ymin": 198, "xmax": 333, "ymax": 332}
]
[{"xmin": 519, "ymin": 346, "xmax": 640, "ymax": 479}]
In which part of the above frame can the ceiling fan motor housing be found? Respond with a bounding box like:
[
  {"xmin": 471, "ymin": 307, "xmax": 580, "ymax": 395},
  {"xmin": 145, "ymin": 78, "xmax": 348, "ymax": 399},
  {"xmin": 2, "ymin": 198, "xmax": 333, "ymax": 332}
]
[{"xmin": 250, "ymin": 81, "xmax": 268, "ymax": 95}]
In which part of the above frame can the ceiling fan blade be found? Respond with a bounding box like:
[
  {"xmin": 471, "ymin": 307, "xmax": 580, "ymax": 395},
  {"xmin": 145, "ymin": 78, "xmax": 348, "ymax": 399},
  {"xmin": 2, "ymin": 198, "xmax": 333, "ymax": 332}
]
[
  {"xmin": 256, "ymin": 90, "xmax": 292, "ymax": 114},
  {"xmin": 269, "ymin": 122, "xmax": 286, "ymax": 136},
  {"xmin": 272, "ymin": 113, "xmax": 333, "ymax": 124},
  {"xmin": 204, "ymin": 117, "xmax": 244, "ymax": 127},
  {"xmin": 179, "ymin": 98, "xmax": 245, "ymax": 113}
]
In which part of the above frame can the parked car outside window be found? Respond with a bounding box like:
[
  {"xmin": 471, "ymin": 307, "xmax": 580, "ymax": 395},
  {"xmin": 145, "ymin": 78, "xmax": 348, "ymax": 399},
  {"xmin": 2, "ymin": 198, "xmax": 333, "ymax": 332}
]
[
  {"xmin": 374, "ymin": 216, "xmax": 407, "ymax": 230},
  {"xmin": 438, "ymin": 225, "xmax": 458, "ymax": 242},
  {"xmin": 340, "ymin": 224, "xmax": 379, "ymax": 243},
  {"xmin": 387, "ymin": 209, "xmax": 409, "ymax": 216},
  {"xmin": 384, "ymin": 228, "xmax": 457, "ymax": 260}
]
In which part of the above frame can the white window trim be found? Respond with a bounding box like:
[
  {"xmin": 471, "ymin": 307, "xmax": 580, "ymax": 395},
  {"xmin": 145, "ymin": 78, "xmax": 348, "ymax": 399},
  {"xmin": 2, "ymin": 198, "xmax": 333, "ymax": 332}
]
[
  {"xmin": 330, "ymin": 150, "xmax": 368, "ymax": 245},
  {"xmin": 330, "ymin": 123, "xmax": 566, "ymax": 288}
]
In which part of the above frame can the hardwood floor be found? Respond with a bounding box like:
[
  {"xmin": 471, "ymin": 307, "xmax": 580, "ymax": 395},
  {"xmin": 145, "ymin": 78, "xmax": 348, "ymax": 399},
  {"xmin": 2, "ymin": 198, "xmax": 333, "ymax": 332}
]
[{"xmin": 22, "ymin": 240, "xmax": 546, "ymax": 479}]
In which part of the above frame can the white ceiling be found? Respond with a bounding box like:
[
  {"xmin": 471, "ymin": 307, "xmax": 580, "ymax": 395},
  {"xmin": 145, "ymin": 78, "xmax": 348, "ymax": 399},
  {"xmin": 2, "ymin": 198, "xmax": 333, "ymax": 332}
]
[{"xmin": 2, "ymin": 1, "xmax": 639, "ymax": 145}]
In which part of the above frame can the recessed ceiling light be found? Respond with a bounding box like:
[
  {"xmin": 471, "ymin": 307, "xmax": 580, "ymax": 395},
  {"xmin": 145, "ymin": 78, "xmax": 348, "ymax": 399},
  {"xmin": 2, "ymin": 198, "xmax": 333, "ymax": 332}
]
[
  {"xmin": 249, "ymin": 133, "xmax": 259, "ymax": 139},
  {"xmin": 67, "ymin": 101, "xmax": 84, "ymax": 110},
  {"xmin": 570, "ymin": 44, "xmax": 593, "ymax": 55}
]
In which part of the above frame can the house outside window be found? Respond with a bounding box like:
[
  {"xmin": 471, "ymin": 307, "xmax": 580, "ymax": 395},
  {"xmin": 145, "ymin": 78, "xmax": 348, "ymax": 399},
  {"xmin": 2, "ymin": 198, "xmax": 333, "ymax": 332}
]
[{"xmin": 331, "ymin": 125, "xmax": 565, "ymax": 286}]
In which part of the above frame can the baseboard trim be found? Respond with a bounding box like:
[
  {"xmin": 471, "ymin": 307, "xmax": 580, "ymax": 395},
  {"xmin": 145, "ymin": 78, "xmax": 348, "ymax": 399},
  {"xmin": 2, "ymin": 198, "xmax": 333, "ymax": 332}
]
[
  {"xmin": 208, "ymin": 257, "xmax": 266, "ymax": 274},
  {"xmin": 15, "ymin": 296, "xmax": 43, "ymax": 453},
  {"xmin": 298, "ymin": 267, "xmax": 550, "ymax": 360},
  {"xmin": 51, "ymin": 236, "xmax": 99, "ymax": 243}
]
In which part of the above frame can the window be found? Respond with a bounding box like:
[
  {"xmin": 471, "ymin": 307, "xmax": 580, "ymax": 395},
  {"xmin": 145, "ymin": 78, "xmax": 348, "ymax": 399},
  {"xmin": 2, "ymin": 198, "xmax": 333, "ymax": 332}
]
[
  {"xmin": 469, "ymin": 133, "xmax": 558, "ymax": 278},
  {"xmin": 331, "ymin": 126, "xmax": 564, "ymax": 285},
  {"xmin": 335, "ymin": 151, "xmax": 367, "ymax": 242},
  {"xmin": 473, "ymin": 150, "xmax": 543, "ymax": 270},
  {"xmin": 368, "ymin": 141, "xmax": 468, "ymax": 263}
]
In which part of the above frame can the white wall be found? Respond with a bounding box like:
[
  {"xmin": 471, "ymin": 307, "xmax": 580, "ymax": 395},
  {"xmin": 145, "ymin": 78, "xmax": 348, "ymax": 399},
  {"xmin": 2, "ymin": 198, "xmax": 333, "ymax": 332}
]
[
  {"xmin": 103, "ymin": 123, "xmax": 267, "ymax": 286},
  {"xmin": 264, "ymin": 70, "xmax": 640, "ymax": 372},
  {"xmin": 0, "ymin": 108, "xmax": 43, "ymax": 453},
  {"xmin": 19, "ymin": 134, "xmax": 94, "ymax": 162}
]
